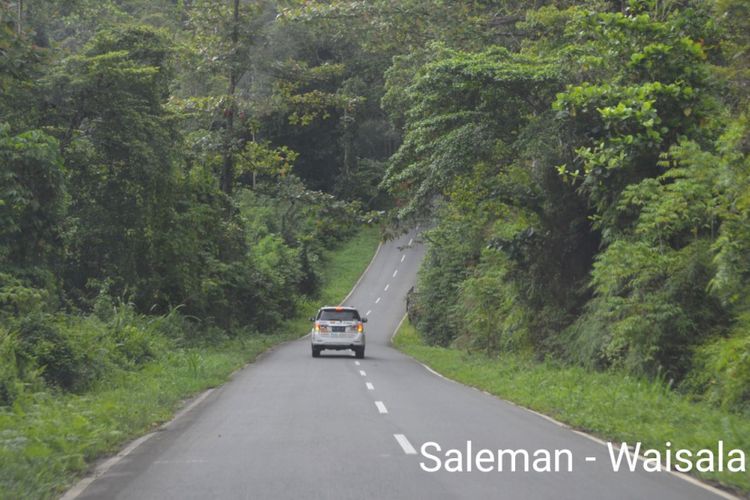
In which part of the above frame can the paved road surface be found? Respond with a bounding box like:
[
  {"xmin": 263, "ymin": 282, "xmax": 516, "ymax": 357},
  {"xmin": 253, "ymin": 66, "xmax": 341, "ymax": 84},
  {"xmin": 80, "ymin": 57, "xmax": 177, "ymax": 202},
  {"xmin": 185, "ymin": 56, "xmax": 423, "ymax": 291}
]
[{"xmin": 73, "ymin": 229, "xmax": 729, "ymax": 499}]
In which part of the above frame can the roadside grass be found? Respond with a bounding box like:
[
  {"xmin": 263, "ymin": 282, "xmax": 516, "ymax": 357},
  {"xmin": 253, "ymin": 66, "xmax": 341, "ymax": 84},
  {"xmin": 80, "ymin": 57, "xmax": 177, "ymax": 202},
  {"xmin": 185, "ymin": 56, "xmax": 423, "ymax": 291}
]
[
  {"xmin": 0, "ymin": 338, "xmax": 284, "ymax": 499},
  {"xmin": 393, "ymin": 319, "xmax": 750, "ymax": 496},
  {"xmin": 0, "ymin": 225, "xmax": 381, "ymax": 500}
]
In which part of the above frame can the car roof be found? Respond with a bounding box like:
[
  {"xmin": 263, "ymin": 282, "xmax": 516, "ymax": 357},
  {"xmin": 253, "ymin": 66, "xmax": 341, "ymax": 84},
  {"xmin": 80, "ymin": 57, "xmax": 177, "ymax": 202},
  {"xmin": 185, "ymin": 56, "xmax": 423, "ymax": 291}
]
[{"xmin": 319, "ymin": 305, "xmax": 357, "ymax": 311}]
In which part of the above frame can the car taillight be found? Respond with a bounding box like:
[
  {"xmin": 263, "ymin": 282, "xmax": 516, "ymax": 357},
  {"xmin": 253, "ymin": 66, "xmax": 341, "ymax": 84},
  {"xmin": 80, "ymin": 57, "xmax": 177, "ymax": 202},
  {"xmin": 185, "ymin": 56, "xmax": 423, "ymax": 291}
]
[
  {"xmin": 314, "ymin": 321, "xmax": 321, "ymax": 332},
  {"xmin": 357, "ymin": 322, "xmax": 363, "ymax": 333}
]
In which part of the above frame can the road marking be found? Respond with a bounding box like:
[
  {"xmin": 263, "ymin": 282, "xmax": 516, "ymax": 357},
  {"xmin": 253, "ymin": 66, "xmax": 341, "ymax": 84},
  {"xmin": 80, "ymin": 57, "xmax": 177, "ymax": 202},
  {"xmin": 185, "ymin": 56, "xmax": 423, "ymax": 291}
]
[
  {"xmin": 401, "ymin": 255, "xmax": 405, "ymax": 263},
  {"xmin": 61, "ymin": 433, "xmax": 155, "ymax": 499},
  {"xmin": 375, "ymin": 401, "xmax": 388, "ymax": 414},
  {"xmin": 366, "ymin": 310, "xmax": 371, "ymax": 316},
  {"xmin": 419, "ymin": 361, "xmax": 457, "ymax": 384},
  {"xmin": 585, "ymin": 457, "xmax": 597, "ymax": 462},
  {"xmin": 366, "ymin": 382, "xmax": 374, "ymax": 390},
  {"xmin": 388, "ymin": 312, "xmax": 736, "ymax": 498},
  {"xmin": 154, "ymin": 459, "xmax": 207, "ymax": 465},
  {"xmin": 394, "ymin": 434, "xmax": 417, "ymax": 455},
  {"xmin": 384, "ymin": 284, "xmax": 390, "ymax": 291},
  {"xmin": 392, "ymin": 325, "xmax": 740, "ymax": 500},
  {"xmin": 375, "ymin": 297, "xmax": 381, "ymax": 304},
  {"xmin": 359, "ymin": 370, "xmax": 366, "ymax": 377},
  {"xmin": 392, "ymin": 269, "xmax": 398, "ymax": 278},
  {"xmin": 354, "ymin": 361, "xmax": 360, "ymax": 366},
  {"xmin": 408, "ymin": 238, "xmax": 413, "ymax": 246},
  {"xmin": 390, "ymin": 314, "xmax": 407, "ymax": 344}
]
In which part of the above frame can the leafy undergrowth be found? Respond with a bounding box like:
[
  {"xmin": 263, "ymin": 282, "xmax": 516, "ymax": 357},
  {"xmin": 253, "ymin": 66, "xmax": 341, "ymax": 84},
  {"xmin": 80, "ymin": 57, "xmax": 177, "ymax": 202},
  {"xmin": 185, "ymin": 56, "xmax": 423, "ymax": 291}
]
[
  {"xmin": 393, "ymin": 320, "xmax": 750, "ymax": 496},
  {"xmin": 0, "ymin": 226, "xmax": 381, "ymax": 500}
]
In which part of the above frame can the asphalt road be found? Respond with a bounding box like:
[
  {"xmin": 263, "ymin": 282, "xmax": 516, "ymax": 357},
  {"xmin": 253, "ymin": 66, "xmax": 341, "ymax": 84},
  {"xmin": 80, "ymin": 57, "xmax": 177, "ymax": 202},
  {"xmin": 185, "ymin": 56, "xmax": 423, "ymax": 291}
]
[{"xmin": 72, "ymin": 229, "xmax": 730, "ymax": 500}]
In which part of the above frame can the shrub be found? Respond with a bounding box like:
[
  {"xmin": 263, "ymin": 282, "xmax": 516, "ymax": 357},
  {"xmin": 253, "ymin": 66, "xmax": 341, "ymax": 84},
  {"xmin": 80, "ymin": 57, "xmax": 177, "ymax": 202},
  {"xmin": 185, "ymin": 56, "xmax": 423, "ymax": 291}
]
[
  {"xmin": 688, "ymin": 316, "xmax": 750, "ymax": 412},
  {"xmin": 107, "ymin": 304, "xmax": 172, "ymax": 367},
  {"xmin": 14, "ymin": 314, "xmax": 112, "ymax": 393},
  {"xmin": 0, "ymin": 327, "xmax": 21, "ymax": 405}
]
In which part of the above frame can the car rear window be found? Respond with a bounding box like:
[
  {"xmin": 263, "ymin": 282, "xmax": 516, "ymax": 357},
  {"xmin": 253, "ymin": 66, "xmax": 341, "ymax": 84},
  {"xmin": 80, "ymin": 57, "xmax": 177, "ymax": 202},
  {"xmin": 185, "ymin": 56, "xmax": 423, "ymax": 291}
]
[{"xmin": 319, "ymin": 309, "xmax": 360, "ymax": 321}]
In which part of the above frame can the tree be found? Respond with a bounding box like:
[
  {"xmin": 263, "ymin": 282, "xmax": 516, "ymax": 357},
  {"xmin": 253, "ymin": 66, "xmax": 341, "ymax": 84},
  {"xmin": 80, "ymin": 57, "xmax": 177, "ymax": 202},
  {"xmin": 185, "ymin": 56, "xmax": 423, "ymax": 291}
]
[
  {"xmin": 0, "ymin": 125, "xmax": 65, "ymax": 270},
  {"xmin": 44, "ymin": 25, "xmax": 182, "ymax": 307}
]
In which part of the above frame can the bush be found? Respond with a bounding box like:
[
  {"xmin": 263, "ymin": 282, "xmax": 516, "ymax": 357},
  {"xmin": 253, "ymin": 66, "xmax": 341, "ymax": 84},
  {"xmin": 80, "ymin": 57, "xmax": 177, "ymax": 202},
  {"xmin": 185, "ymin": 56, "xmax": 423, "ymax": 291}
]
[
  {"xmin": 108, "ymin": 304, "xmax": 171, "ymax": 366},
  {"xmin": 412, "ymin": 218, "xmax": 481, "ymax": 347},
  {"xmin": 0, "ymin": 273, "xmax": 49, "ymax": 317},
  {"xmin": 0, "ymin": 327, "xmax": 21, "ymax": 405},
  {"xmin": 688, "ymin": 316, "xmax": 750, "ymax": 412},
  {"xmin": 0, "ymin": 306, "xmax": 184, "ymax": 400},
  {"xmin": 569, "ymin": 239, "xmax": 727, "ymax": 380},
  {"xmin": 14, "ymin": 314, "xmax": 113, "ymax": 393}
]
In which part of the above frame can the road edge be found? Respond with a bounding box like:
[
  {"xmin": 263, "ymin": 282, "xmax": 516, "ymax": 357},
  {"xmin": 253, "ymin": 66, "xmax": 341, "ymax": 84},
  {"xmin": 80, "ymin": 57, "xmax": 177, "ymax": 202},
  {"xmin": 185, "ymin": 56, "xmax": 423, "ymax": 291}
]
[
  {"xmin": 62, "ymin": 229, "xmax": 383, "ymax": 500},
  {"xmin": 389, "ymin": 315, "xmax": 740, "ymax": 500},
  {"xmin": 339, "ymin": 239, "xmax": 383, "ymax": 306}
]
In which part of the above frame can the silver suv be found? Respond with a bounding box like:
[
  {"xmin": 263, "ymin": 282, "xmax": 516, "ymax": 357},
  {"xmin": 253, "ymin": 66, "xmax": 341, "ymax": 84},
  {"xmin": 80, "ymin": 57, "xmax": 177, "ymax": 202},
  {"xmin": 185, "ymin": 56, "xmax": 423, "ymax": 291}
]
[{"xmin": 310, "ymin": 306, "xmax": 367, "ymax": 358}]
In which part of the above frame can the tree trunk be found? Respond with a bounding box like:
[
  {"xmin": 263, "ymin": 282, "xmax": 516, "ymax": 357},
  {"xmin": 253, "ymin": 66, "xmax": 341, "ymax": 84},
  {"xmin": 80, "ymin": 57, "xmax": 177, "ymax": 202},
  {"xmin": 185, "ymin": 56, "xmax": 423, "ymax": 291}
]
[
  {"xmin": 220, "ymin": 0, "xmax": 240, "ymax": 195},
  {"xmin": 16, "ymin": 0, "xmax": 22, "ymax": 35}
]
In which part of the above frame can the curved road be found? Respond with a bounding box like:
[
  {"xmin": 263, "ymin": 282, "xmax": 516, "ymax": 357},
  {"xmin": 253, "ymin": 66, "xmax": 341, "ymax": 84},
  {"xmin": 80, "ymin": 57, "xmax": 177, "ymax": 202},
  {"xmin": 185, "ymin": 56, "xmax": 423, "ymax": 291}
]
[{"xmin": 72, "ymin": 229, "xmax": 731, "ymax": 499}]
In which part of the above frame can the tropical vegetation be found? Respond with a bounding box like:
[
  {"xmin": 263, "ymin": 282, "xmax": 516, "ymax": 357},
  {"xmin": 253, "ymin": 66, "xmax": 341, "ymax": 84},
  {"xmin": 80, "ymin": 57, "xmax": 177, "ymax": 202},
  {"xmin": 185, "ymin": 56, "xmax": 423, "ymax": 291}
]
[{"xmin": 1, "ymin": 0, "xmax": 749, "ymax": 496}]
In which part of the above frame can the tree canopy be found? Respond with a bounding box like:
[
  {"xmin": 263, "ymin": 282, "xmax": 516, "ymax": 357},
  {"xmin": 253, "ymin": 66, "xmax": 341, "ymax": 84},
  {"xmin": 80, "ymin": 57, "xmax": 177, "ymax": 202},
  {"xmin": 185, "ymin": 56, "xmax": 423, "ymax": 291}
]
[{"xmin": 1, "ymin": 0, "xmax": 749, "ymax": 412}]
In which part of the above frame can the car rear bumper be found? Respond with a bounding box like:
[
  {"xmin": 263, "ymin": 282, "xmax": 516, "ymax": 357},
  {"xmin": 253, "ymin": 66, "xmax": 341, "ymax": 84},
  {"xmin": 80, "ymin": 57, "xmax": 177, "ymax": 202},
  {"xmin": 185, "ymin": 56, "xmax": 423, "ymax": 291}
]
[{"xmin": 311, "ymin": 332, "xmax": 365, "ymax": 347}]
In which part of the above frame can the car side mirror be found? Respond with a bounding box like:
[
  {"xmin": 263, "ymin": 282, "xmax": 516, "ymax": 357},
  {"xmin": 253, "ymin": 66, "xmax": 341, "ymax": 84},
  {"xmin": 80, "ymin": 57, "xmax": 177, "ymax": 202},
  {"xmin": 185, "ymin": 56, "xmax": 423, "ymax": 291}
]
[
  {"xmin": 362, "ymin": 317, "xmax": 368, "ymax": 323},
  {"xmin": 309, "ymin": 317, "xmax": 315, "ymax": 321}
]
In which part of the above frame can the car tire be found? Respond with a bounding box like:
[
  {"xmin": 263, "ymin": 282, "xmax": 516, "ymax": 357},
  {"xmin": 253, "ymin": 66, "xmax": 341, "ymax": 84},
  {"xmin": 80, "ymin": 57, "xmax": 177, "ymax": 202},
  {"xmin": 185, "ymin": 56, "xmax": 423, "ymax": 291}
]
[
  {"xmin": 354, "ymin": 347, "xmax": 365, "ymax": 359},
  {"xmin": 312, "ymin": 346, "xmax": 320, "ymax": 358}
]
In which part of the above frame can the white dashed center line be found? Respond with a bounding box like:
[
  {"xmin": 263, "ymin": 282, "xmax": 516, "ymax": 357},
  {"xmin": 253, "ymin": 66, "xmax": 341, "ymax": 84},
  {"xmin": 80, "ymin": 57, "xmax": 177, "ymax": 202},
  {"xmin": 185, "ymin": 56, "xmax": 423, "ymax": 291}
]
[
  {"xmin": 375, "ymin": 297, "xmax": 381, "ymax": 304},
  {"xmin": 366, "ymin": 382, "xmax": 374, "ymax": 390},
  {"xmin": 408, "ymin": 238, "xmax": 413, "ymax": 246},
  {"xmin": 366, "ymin": 310, "xmax": 371, "ymax": 316},
  {"xmin": 354, "ymin": 361, "xmax": 360, "ymax": 366},
  {"xmin": 401, "ymin": 255, "xmax": 405, "ymax": 263},
  {"xmin": 375, "ymin": 401, "xmax": 388, "ymax": 414},
  {"xmin": 359, "ymin": 370, "xmax": 366, "ymax": 377},
  {"xmin": 384, "ymin": 284, "xmax": 390, "ymax": 291},
  {"xmin": 394, "ymin": 434, "xmax": 417, "ymax": 455},
  {"xmin": 392, "ymin": 269, "xmax": 398, "ymax": 278}
]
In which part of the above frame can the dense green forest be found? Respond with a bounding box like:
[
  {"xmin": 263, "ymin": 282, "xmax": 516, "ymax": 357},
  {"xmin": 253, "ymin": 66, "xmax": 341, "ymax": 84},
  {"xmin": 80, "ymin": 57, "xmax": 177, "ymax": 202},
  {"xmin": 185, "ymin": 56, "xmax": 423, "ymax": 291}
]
[
  {"xmin": 0, "ymin": 0, "xmax": 379, "ymax": 406},
  {"xmin": 1, "ymin": 0, "xmax": 749, "ymax": 422},
  {"xmin": 382, "ymin": 0, "xmax": 750, "ymax": 414}
]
